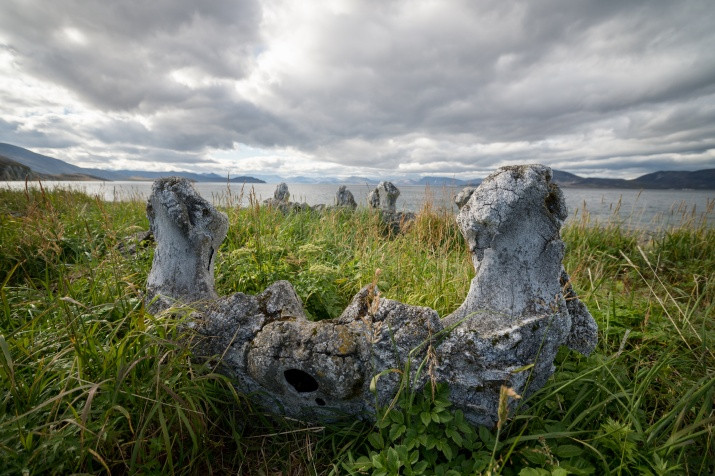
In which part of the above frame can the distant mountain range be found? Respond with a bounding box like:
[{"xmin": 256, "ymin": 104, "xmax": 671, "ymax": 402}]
[
  {"xmin": 0, "ymin": 143, "xmax": 265, "ymax": 183},
  {"xmin": 0, "ymin": 153, "xmax": 107, "ymax": 181},
  {"xmin": 1, "ymin": 143, "xmax": 713, "ymax": 189},
  {"xmin": 410, "ymin": 176, "xmax": 483, "ymax": 186},
  {"xmin": 403, "ymin": 170, "xmax": 715, "ymax": 189},
  {"xmin": 550, "ymin": 169, "xmax": 715, "ymax": 190},
  {"xmin": 246, "ymin": 174, "xmax": 383, "ymax": 185}
]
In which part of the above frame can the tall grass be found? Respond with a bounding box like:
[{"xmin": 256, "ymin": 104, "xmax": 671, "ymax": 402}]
[{"xmin": 0, "ymin": 185, "xmax": 712, "ymax": 474}]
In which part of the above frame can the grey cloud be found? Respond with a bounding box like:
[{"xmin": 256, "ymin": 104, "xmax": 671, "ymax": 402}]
[
  {"xmin": 72, "ymin": 145, "xmax": 218, "ymax": 169},
  {"xmin": 1, "ymin": 0, "xmax": 715, "ymax": 175},
  {"xmin": 0, "ymin": 117, "xmax": 80, "ymax": 149},
  {"xmin": 262, "ymin": 0, "xmax": 715, "ymax": 146},
  {"xmin": 144, "ymin": 99, "xmax": 307, "ymax": 151},
  {"xmin": 1, "ymin": 0, "xmax": 262, "ymax": 110},
  {"xmin": 624, "ymin": 95, "xmax": 715, "ymax": 143},
  {"xmin": 88, "ymin": 118, "xmax": 152, "ymax": 146}
]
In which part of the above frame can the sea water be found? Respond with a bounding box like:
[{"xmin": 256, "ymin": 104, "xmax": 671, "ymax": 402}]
[{"xmin": 2, "ymin": 180, "xmax": 713, "ymax": 230}]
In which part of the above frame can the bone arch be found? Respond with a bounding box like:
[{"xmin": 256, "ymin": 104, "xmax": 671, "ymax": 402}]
[{"xmin": 145, "ymin": 165, "xmax": 598, "ymax": 426}]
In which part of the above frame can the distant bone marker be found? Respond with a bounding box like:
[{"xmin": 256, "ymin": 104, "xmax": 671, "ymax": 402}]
[{"xmin": 335, "ymin": 185, "xmax": 357, "ymax": 209}]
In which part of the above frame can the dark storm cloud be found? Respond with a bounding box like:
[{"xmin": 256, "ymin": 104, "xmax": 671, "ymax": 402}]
[
  {"xmin": 0, "ymin": 117, "xmax": 80, "ymax": 149},
  {"xmin": 84, "ymin": 146, "xmax": 217, "ymax": 168},
  {"xmin": 1, "ymin": 0, "xmax": 714, "ymax": 175},
  {"xmin": 0, "ymin": 0, "xmax": 262, "ymax": 110},
  {"xmin": 224, "ymin": 0, "xmax": 715, "ymax": 175}
]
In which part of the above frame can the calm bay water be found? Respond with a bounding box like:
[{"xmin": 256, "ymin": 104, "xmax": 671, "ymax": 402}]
[{"xmin": 3, "ymin": 180, "xmax": 713, "ymax": 230}]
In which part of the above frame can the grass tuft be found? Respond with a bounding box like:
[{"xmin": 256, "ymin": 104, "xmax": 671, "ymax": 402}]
[{"xmin": 0, "ymin": 185, "xmax": 712, "ymax": 474}]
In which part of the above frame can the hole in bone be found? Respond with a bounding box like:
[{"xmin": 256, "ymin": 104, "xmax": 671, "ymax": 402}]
[
  {"xmin": 315, "ymin": 398, "xmax": 326, "ymax": 406},
  {"xmin": 284, "ymin": 369, "xmax": 319, "ymax": 393},
  {"xmin": 545, "ymin": 196, "xmax": 556, "ymax": 214}
]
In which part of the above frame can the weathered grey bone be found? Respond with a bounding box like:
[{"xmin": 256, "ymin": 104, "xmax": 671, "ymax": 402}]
[
  {"xmin": 274, "ymin": 182, "xmax": 290, "ymax": 202},
  {"xmin": 368, "ymin": 181, "xmax": 400, "ymax": 213},
  {"xmin": 262, "ymin": 182, "xmax": 291, "ymax": 207},
  {"xmin": 263, "ymin": 183, "xmax": 312, "ymax": 212},
  {"xmin": 335, "ymin": 185, "xmax": 357, "ymax": 209},
  {"xmin": 446, "ymin": 165, "xmax": 570, "ymax": 326},
  {"xmin": 440, "ymin": 166, "xmax": 597, "ymax": 421},
  {"xmin": 145, "ymin": 166, "xmax": 597, "ymax": 426},
  {"xmin": 366, "ymin": 181, "xmax": 414, "ymax": 233},
  {"xmin": 146, "ymin": 177, "xmax": 228, "ymax": 313},
  {"xmin": 367, "ymin": 189, "xmax": 380, "ymax": 208},
  {"xmin": 454, "ymin": 186, "xmax": 477, "ymax": 209}
]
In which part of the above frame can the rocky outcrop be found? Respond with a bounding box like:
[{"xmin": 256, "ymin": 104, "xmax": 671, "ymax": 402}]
[
  {"xmin": 145, "ymin": 166, "xmax": 597, "ymax": 426},
  {"xmin": 0, "ymin": 155, "xmax": 35, "ymax": 180},
  {"xmin": 0, "ymin": 155, "xmax": 107, "ymax": 181}
]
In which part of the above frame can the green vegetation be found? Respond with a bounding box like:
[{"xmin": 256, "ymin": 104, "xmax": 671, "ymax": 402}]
[{"xmin": 0, "ymin": 185, "xmax": 712, "ymax": 475}]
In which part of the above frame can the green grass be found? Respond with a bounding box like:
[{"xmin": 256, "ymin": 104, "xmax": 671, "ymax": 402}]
[{"xmin": 0, "ymin": 185, "xmax": 712, "ymax": 475}]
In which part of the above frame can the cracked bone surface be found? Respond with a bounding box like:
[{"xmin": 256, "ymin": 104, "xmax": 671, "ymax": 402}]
[
  {"xmin": 454, "ymin": 186, "xmax": 477, "ymax": 209},
  {"xmin": 368, "ymin": 181, "xmax": 400, "ymax": 213},
  {"xmin": 273, "ymin": 182, "xmax": 290, "ymax": 202},
  {"xmin": 335, "ymin": 185, "xmax": 357, "ymax": 209},
  {"xmin": 145, "ymin": 177, "xmax": 228, "ymax": 314},
  {"xmin": 146, "ymin": 165, "xmax": 597, "ymax": 426}
]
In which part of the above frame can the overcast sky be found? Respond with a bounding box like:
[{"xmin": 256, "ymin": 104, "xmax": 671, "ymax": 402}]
[{"xmin": 2, "ymin": 0, "xmax": 715, "ymax": 179}]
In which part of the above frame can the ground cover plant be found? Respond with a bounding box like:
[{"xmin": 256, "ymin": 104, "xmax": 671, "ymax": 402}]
[{"xmin": 0, "ymin": 184, "xmax": 712, "ymax": 475}]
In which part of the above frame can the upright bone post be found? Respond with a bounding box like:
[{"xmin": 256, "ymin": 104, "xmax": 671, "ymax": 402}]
[{"xmin": 145, "ymin": 177, "xmax": 228, "ymax": 313}]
